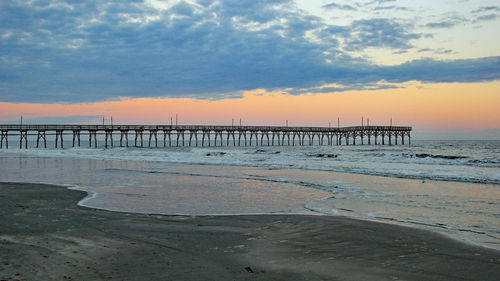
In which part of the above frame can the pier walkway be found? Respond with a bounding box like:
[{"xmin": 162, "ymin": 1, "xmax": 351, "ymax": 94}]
[{"xmin": 0, "ymin": 125, "xmax": 412, "ymax": 149}]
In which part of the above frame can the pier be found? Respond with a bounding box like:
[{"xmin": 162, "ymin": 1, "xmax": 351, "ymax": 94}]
[{"xmin": 0, "ymin": 125, "xmax": 411, "ymax": 149}]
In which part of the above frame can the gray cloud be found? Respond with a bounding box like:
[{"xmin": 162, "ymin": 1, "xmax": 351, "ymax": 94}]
[
  {"xmin": 287, "ymin": 83, "xmax": 401, "ymax": 95},
  {"xmin": 0, "ymin": 0, "xmax": 498, "ymax": 103},
  {"xmin": 373, "ymin": 6, "xmax": 408, "ymax": 11},
  {"xmin": 418, "ymin": 48, "xmax": 453, "ymax": 55},
  {"xmin": 475, "ymin": 14, "xmax": 499, "ymax": 22},
  {"xmin": 472, "ymin": 6, "xmax": 500, "ymax": 13},
  {"xmin": 344, "ymin": 18, "xmax": 422, "ymax": 51},
  {"xmin": 426, "ymin": 21, "xmax": 458, "ymax": 28},
  {"xmin": 424, "ymin": 14, "xmax": 467, "ymax": 29},
  {"xmin": 381, "ymin": 57, "xmax": 500, "ymax": 83},
  {"xmin": 365, "ymin": 0, "xmax": 397, "ymax": 5},
  {"xmin": 322, "ymin": 3, "xmax": 357, "ymax": 11}
]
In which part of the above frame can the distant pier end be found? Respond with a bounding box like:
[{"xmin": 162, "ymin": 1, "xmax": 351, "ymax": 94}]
[{"xmin": 0, "ymin": 124, "xmax": 412, "ymax": 149}]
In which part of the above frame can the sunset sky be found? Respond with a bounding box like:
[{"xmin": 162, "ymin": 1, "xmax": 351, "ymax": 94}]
[{"xmin": 1, "ymin": 0, "xmax": 499, "ymax": 139}]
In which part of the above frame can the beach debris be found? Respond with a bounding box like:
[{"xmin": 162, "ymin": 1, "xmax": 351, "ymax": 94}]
[
  {"xmin": 307, "ymin": 153, "xmax": 338, "ymax": 158},
  {"xmin": 245, "ymin": 266, "xmax": 254, "ymax": 273},
  {"xmin": 205, "ymin": 152, "xmax": 226, "ymax": 156},
  {"xmin": 414, "ymin": 153, "xmax": 467, "ymax": 160}
]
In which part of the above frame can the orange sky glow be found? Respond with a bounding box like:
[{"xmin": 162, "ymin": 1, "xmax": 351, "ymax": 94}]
[{"xmin": 1, "ymin": 81, "xmax": 499, "ymax": 136}]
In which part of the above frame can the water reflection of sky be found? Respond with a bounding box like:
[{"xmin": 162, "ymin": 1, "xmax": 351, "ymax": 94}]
[
  {"xmin": 0, "ymin": 155, "xmax": 328, "ymax": 215},
  {"xmin": 1, "ymin": 153, "xmax": 499, "ymax": 250}
]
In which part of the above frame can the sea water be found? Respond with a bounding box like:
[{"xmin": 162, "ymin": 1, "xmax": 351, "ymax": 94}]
[{"xmin": 0, "ymin": 140, "xmax": 498, "ymax": 250}]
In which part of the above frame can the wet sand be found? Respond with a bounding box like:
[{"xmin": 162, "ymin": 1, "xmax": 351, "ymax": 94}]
[{"xmin": 1, "ymin": 182, "xmax": 499, "ymax": 281}]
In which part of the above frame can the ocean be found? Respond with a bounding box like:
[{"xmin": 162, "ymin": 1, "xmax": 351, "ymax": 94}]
[{"xmin": 0, "ymin": 139, "xmax": 499, "ymax": 250}]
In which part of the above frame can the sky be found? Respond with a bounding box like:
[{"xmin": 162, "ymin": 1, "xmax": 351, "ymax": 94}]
[{"xmin": 0, "ymin": 0, "xmax": 499, "ymax": 139}]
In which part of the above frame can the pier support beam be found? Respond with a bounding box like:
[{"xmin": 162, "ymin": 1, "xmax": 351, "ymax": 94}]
[
  {"xmin": 261, "ymin": 132, "xmax": 270, "ymax": 146},
  {"xmin": 20, "ymin": 130, "xmax": 28, "ymax": 149},
  {"xmin": 135, "ymin": 130, "xmax": 143, "ymax": 147},
  {"xmin": 105, "ymin": 130, "xmax": 114, "ymax": 148},
  {"xmin": 227, "ymin": 131, "xmax": 236, "ymax": 146},
  {"xmin": 89, "ymin": 130, "xmax": 97, "ymax": 148},
  {"xmin": 189, "ymin": 131, "xmax": 198, "ymax": 146},
  {"xmin": 202, "ymin": 131, "xmax": 210, "ymax": 147},
  {"xmin": 163, "ymin": 131, "xmax": 171, "ymax": 147},
  {"xmin": 1, "ymin": 130, "xmax": 8, "ymax": 149},
  {"xmin": 320, "ymin": 134, "xmax": 325, "ymax": 146},
  {"xmin": 55, "ymin": 130, "xmax": 64, "ymax": 148},
  {"xmin": 120, "ymin": 131, "xmax": 129, "ymax": 147},
  {"xmin": 238, "ymin": 132, "xmax": 246, "ymax": 146},
  {"xmin": 249, "ymin": 132, "xmax": 256, "ymax": 146},
  {"xmin": 177, "ymin": 131, "xmax": 185, "ymax": 146},
  {"xmin": 149, "ymin": 130, "xmax": 158, "ymax": 147},
  {"xmin": 72, "ymin": 131, "xmax": 81, "ymax": 147},
  {"xmin": 282, "ymin": 132, "xmax": 290, "ymax": 146},
  {"xmin": 37, "ymin": 131, "xmax": 47, "ymax": 148},
  {"xmin": 214, "ymin": 131, "xmax": 223, "ymax": 146},
  {"xmin": 272, "ymin": 132, "xmax": 280, "ymax": 146}
]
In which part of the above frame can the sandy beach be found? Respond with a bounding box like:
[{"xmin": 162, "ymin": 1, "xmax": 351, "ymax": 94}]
[{"xmin": 1, "ymin": 182, "xmax": 499, "ymax": 281}]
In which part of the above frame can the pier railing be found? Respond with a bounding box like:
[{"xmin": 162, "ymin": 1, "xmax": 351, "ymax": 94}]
[{"xmin": 0, "ymin": 124, "xmax": 412, "ymax": 148}]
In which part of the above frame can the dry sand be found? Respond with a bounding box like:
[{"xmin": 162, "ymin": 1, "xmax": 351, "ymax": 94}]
[{"xmin": 1, "ymin": 182, "xmax": 499, "ymax": 281}]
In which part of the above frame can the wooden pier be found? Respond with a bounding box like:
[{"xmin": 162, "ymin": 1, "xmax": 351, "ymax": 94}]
[{"xmin": 0, "ymin": 125, "xmax": 412, "ymax": 149}]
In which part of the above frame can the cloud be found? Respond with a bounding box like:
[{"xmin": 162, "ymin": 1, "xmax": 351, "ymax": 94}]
[
  {"xmin": 287, "ymin": 83, "xmax": 401, "ymax": 95},
  {"xmin": 417, "ymin": 48, "xmax": 453, "ymax": 55},
  {"xmin": 0, "ymin": 0, "xmax": 499, "ymax": 103},
  {"xmin": 474, "ymin": 14, "xmax": 499, "ymax": 22},
  {"xmin": 472, "ymin": 6, "xmax": 500, "ymax": 13},
  {"xmin": 322, "ymin": 3, "xmax": 357, "ymax": 11},
  {"xmin": 373, "ymin": 6, "xmax": 408, "ymax": 11},
  {"xmin": 365, "ymin": 0, "xmax": 397, "ymax": 5},
  {"xmin": 281, "ymin": 56, "xmax": 500, "ymax": 94},
  {"xmin": 424, "ymin": 14, "xmax": 467, "ymax": 29},
  {"xmin": 426, "ymin": 21, "xmax": 458, "ymax": 28},
  {"xmin": 381, "ymin": 57, "xmax": 500, "ymax": 83},
  {"xmin": 343, "ymin": 18, "xmax": 422, "ymax": 51}
]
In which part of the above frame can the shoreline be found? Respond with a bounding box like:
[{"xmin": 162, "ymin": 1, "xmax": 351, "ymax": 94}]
[{"xmin": 1, "ymin": 182, "xmax": 499, "ymax": 280}]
